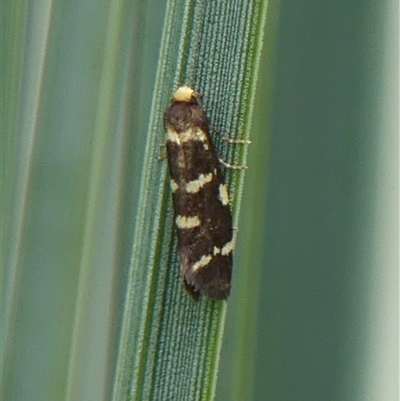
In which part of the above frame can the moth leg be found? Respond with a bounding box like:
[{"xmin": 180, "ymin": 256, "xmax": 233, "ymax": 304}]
[
  {"xmin": 219, "ymin": 157, "xmax": 248, "ymax": 170},
  {"xmin": 221, "ymin": 136, "xmax": 251, "ymax": 144},
  {"xmin": 211, "ymin": 126, "xmax": 251, "ymax": 144}
]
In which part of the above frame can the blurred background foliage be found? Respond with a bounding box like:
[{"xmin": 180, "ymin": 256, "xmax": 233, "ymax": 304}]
[
  {"xmin": 217, "ymin": 1, "xmax": 398, "ymax": 400},
  {"xmin": 1, "ymin": 0, "xmax": 397, "ymax": 401}
]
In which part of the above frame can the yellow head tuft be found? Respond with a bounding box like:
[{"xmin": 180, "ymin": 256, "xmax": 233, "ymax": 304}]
[{"xmin": 173, "ymin": 86, "xmax": 195, "ymax": 103}]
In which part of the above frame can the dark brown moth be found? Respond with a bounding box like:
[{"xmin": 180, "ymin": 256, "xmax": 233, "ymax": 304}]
[{"xmin": 163, "ymin": 86, "xmax": 234, "ymax": 300}]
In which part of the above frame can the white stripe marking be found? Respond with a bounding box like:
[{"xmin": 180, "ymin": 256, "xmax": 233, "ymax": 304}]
[
  {"xmin": 166, "ymin": 128, "xmax": 208, "ymax": 144},
  {"xmin": 175, "ymin": 215, "xmax": 201, "ymax": 229},
  {"xmin": 185, "ymin": 173, "xmax": 213, "ymax": 193},
  {"xmin": 191, "ymin": 240, "xmax": 234, "ymax": 273},
  {"xmin": 170, "ymin": 179, "xmax": 179, "ymax": 192},
  {"xmin": 181, "ymin": 128, "xmax": 208, "ymax": 143},
  {"xmin": 167, "ymin": 129, "xmax": 180, "ymax": 143},
  {"xmin": 192, "ymin": 254, "xmax": 212, "ymax": 272},
  {"xmin": 221, "ymin": 239, "xmax": 235, "ymax": 255},
  {"xmin": 218, "ymin": 184, "xmax": 230, "ymax": 206}
]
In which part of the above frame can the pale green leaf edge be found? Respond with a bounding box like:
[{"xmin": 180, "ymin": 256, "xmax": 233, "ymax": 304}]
[
  {"xmin": 1, "ymin": 0, "xmax": 46, "ymax": 370},
  {"xmin": 64, "ymin": 0, "xmax": 133, "ymax": 398}
]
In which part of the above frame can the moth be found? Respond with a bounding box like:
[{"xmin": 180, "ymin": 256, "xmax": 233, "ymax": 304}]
[{"xmin": 164, "ymin": 86, "xmax": 235, "ymax": 300}]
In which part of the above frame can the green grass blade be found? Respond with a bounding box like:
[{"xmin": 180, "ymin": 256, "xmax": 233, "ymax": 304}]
[{"xmin": 112, "ymin": 0, "xmax": 269, "ymax": 400}]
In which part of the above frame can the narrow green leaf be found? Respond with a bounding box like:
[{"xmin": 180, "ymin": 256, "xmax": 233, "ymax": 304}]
[{"xmin": 113, "ymin": 0, "xmax": 269, "ymax": 400}]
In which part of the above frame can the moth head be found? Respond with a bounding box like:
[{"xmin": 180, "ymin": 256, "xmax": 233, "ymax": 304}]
[{"xmin": 173, "ymin": 86, "xmax": 202, "ymax": 105}]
